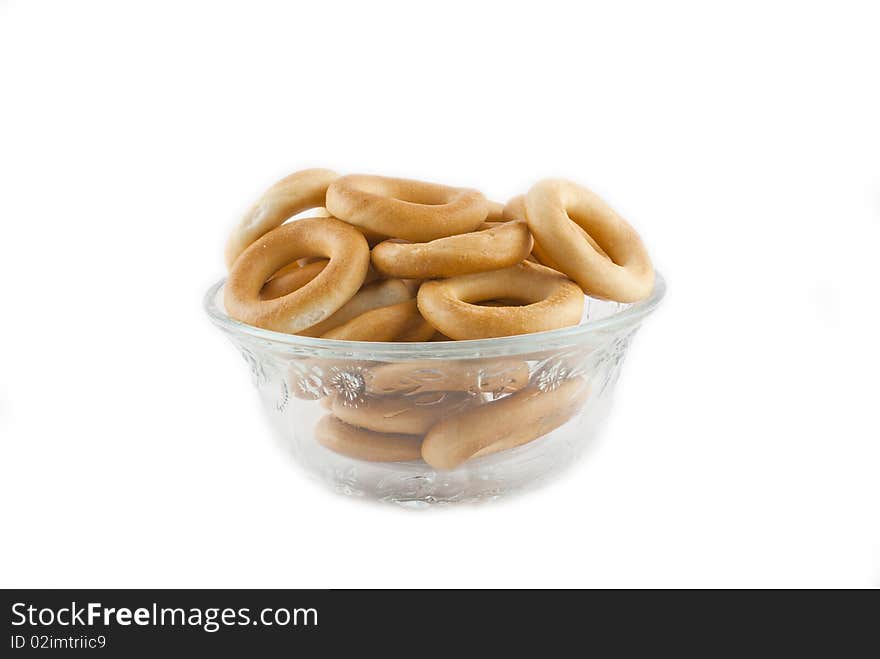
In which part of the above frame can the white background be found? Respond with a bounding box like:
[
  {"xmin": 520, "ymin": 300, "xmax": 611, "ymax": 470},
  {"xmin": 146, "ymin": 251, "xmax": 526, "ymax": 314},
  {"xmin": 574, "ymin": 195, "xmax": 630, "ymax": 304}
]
[{"xmin": 1, "ymin": 1, "xmax": 878, "ymax": 588}]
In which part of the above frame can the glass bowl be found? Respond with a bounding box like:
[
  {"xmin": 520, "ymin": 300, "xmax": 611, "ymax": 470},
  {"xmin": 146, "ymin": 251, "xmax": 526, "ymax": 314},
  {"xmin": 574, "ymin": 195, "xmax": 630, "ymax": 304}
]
[{"xmin": 204, "ymin": 273, "xmax": 665, "ymax": 507}]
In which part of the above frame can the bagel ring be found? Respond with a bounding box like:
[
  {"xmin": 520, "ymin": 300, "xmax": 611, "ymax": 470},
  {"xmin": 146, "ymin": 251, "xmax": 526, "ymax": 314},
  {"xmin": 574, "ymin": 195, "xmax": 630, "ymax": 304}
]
[
  {"xmin": 503, "ymin": 194, "xmax": 609, "ymax": 269},
  {"xmin": 326, "ymin": 174, "xmax": 489, "ymax": 242},
  {"xmin": 329, "ymin": 391, "xmax": 478, "ymax": 435},
  {"xmin": 524, "ymin": 179, "xmax": 654, "ymax": 302},
  {"xmin": 299, "ymin": 278, "xmax": 412, "ymax": 337},
  {"xmin": 395, "ymin": 314, "xmax": 437, "ymax": 342},
  {"xmin": 316, "ymin": 415, "xmax": 423, "ymax": 462},
  {"xmin": 322, "ymin": 299, "xmax": 431, "ymax": 342},
  {"xmin": 224, "ymin": 168, "xmax": 338, "ymax": 269},
  {"xmin": 225, "ymin": 217, "xmax": 369, "ymax": 333},
  {"xmin": 371, "ymin": 221, "xmax": 533, "ymax": 279},
  {"xmin": 417, "ymin": 261, "xmax": 585, "ymax": 340},
  {"xmin": 486, "ymin": 200, "xmax": 505, "ymax": 222},
  {"xmin": 365, "ymin": 359, "xmax": 530, "ymax": 396},
  {"xmin": 421, "ymin": 377, "xmax": 589, "ymax": 470}
]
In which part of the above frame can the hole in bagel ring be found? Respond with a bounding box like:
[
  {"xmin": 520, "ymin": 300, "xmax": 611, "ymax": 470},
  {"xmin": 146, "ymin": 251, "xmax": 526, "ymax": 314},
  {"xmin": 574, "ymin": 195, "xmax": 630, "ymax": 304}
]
[
  {"xmin": 224, "ymin": 217, "xmax": 370, "ymax": 334},
  {"xmin": 260, "ymin": 259, "xmax": 329, "ymax": 300},
  {"xmin": 326, "ymin": 174, "xmax": 489, "ymax": 242},
  {"xmin": 524, "ymin": 179, "xmax": 654, "ymax": 302},
  {"xmin": 416, "ymin": 261, "xmax": 585, "ymax": 340}
]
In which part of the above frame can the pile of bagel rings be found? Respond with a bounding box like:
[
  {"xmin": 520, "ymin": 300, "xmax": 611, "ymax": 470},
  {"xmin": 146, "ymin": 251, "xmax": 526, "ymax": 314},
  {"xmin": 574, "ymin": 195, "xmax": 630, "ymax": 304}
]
[
  {"xmin": 222, "ymin": 170, "xmax": 655, "ymax": 469},
  {"xmin": 223, "ymin": 169, "xmax": 654, "ymax": 341}
]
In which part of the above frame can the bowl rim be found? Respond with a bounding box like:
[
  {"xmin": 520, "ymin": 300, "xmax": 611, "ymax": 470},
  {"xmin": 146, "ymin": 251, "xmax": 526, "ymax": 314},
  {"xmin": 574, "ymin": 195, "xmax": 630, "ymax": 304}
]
[{"xmin": 204, "ymin": 271, "xmax": 665, "ymax": 359}]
